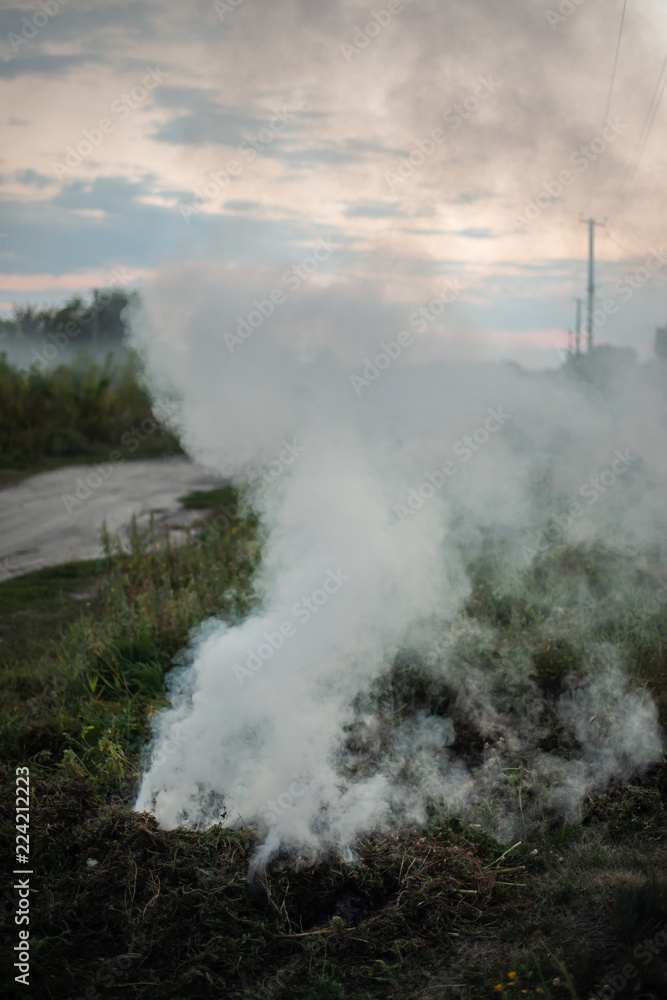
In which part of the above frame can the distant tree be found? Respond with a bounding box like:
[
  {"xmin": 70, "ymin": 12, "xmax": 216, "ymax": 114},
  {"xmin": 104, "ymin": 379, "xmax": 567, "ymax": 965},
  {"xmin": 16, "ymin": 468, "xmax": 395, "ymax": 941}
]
[
  {"xmin": 50, "ymin": 295, "xmax": 91, "ymax": 344},
  {"xmin": 8, "ymin": 288, "xmax": 138, "ymax": 349},
  {"xmin": 655, "ymin": 324, "xmax": 667, "ymax": 360},
  {"xmin": 12, "ymin": 304, "xmax": 47, "ymax": 338},
  {"xmin": 0, "ymin": 317, "xmax": 18, "ymax": 346},
  {"xmin": 91, "ymin": 287, "xmax": 138, "ymax": 343}
]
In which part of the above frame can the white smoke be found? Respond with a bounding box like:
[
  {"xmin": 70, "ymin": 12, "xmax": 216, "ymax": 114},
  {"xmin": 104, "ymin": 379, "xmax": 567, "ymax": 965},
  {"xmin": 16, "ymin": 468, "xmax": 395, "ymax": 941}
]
[{"xmin": 131, "ymin": 261, "xmax": 665, "ymax": 865}]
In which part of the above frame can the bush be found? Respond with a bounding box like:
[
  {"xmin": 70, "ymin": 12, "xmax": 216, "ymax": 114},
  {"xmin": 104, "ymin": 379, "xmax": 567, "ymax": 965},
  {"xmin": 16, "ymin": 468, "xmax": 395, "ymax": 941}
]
[{"xmin": 0, "ymin": 350, "xmax": 180, "ymax": 466}]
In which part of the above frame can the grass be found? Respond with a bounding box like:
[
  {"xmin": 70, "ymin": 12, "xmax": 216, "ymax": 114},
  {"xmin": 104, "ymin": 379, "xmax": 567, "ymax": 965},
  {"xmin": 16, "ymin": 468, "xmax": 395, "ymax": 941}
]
[
  {"xmin": 1, "ymin": 494, "xmax": 667, "ymax": 997},
  {"xmin": 178, "ymin": 484, "xmax": 238, "ymax": 509}
]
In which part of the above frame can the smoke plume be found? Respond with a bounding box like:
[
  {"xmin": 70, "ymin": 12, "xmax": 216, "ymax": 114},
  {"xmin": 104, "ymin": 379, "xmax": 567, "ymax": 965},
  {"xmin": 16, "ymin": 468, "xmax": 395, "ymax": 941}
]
[{"xmin": 131, "ymin": 262, "xmax": 665, "ymax": 870}]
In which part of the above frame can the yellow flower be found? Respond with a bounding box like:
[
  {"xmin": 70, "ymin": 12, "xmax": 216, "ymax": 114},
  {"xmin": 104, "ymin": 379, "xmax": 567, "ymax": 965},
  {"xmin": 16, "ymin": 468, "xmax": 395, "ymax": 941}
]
[
  {"xmin": 508, "ymin": 972, "xmax": 517, "ymax": 980},
  {"xmin": 494, "ymin": 987, "xmax": 504, "ymax": 994}
]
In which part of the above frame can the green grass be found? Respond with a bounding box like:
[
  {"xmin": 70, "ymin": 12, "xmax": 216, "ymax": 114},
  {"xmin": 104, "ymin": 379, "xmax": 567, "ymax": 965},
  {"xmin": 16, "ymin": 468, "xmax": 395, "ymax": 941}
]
[
  {"xmin": 1, "ymin": 515, "xmax": 667, "ymax": 997},
  {"xmin": 0, "ymin": 559, "xmax": 107, "ymax": 735},
  {"xmin": 178, "ymin": 484, "xmax": 239, "ymax": 509},
  {"xmin": 0, "ymin": 558, "xmax": 105, "ymax": 614}
]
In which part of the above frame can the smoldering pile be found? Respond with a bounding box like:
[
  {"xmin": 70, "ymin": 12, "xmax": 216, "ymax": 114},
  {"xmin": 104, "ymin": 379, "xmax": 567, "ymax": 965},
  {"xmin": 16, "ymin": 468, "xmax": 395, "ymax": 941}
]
[{"xmin": 130, "ymin": 265, "xmax": 666, "ymax": 872}]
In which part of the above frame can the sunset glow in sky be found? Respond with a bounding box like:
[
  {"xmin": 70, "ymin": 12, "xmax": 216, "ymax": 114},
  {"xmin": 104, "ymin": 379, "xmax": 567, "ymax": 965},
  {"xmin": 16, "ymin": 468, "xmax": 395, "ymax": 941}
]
[{"xmin": 1, "ymin": 0, "xmax": 667, "ymax": 366}]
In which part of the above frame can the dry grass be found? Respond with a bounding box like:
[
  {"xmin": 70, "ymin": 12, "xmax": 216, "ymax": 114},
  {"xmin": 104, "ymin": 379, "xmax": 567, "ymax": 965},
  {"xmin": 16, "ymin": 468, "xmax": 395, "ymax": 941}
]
[{"xmin": 1, "ymin": 502, "xmax": 667, "ymax": 998}]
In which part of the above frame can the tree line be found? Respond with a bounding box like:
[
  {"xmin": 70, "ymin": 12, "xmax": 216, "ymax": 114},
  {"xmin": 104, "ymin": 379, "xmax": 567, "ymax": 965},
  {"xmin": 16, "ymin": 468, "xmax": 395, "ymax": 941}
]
[{"xmin": 0, "ymin": 287, "xmax": 138, "ymax": 350}]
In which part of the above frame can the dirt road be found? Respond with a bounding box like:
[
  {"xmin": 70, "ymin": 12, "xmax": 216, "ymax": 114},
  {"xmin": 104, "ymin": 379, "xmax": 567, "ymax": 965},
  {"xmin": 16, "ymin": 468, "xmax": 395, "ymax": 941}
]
[{"xmin": 0, "ymin": 458, "xmax": 223, "ymax": 580}]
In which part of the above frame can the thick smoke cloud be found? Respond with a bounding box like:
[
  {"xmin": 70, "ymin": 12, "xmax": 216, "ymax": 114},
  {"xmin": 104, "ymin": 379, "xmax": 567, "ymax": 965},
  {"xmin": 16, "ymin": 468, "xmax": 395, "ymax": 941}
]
[{"xmin": 131, "ymin": 259, "xmax": 665, "ymax": 868}]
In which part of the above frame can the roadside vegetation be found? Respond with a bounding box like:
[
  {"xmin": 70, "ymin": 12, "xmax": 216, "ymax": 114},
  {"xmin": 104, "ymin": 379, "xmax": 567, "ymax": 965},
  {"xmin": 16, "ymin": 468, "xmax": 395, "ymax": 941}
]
[
  {"xmin": 0, "ymin": 484, "xmax": 666, "ymax": 998},
  {"xmin": 0, "ymin": 288, "xmax": 181, "ymax": 485},
  {"xmin": 0, "ymin": 350, "xmax": 182, "ymax": 485}
]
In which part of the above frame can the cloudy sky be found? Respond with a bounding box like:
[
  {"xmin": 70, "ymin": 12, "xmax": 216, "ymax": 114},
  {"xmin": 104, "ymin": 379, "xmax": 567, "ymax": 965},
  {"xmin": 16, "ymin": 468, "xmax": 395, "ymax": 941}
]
[{"xmin": 1, "ymin": 0, "xmax": 667, "ymax": 366}]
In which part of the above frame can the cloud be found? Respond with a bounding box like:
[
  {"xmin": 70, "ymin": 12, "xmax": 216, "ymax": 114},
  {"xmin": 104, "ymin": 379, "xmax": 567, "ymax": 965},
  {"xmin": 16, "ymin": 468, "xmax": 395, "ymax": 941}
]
[
  {"xmin": 454, "ymin": 227, "xmax": 500, "ymax": 239},
  {"xmin": 0, "ymin": 1, "xmax": 158, "ymax": 56},
  {"xmin": 1, "ymin": 0, "xmax": 666, "ymax": 355},
  {"xmin": 151, "ymin": 88, "xmax": 297, "ymax": 147},
  {"xmin": 344, "ymin": 201, "xmax": 406, "ymax": 219},
  {"xmin": 0, "ymin": 53, "xmax": 89, "ymax": 79},
  {"xmin": 224, "ymin": 199, "xmax": 263, "ymax": 212},
  {"xmin": 15, "ymin": 168, "xmax": 50, "ymax": 188},
  {"xmin": 273, "ymin": 144, "xmax": 375, "ymax": 165},
  {"xmin": 153, "ymin": 108, "xmax": 265, "ymax": 147}
]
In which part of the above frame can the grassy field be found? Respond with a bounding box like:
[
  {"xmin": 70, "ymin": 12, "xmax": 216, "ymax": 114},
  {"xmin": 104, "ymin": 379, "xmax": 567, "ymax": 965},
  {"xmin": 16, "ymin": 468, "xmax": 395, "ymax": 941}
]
[{"xmin": 0, "ymin": 487, "xmax": 666, "ymax": 999}]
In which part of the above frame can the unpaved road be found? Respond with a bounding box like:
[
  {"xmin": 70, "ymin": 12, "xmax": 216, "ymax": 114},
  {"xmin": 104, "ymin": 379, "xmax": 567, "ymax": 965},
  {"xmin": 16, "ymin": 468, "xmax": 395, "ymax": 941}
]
[{"xmin": 0, "ymin": 458, "xmax": 225, "ymax": 580}]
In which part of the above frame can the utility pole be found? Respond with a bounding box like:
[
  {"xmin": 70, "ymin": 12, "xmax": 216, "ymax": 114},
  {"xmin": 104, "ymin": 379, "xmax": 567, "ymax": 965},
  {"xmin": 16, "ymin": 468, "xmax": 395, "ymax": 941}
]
[
  {"xmin": 566, "ymin": 298, "xmax": 582, "ymax": 360},
  {"xmin": 92, "ymin": 292, "xmax": 99, "ymax": 351},
  {"xmin": 580, "ymin": 217, "xmax": 605, "ymax": 353}
]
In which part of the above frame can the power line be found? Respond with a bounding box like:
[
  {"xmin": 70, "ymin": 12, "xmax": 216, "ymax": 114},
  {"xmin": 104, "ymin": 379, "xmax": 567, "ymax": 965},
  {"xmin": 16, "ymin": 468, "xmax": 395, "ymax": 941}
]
[
  {"xmin": 586, "ymin": 0, "xmax": 628, "ymax": 210},
  {"xmin": 603, "ymin": 230, "xmax": 642, "ymax": 258},
  {"xmin": 575, "ymin": 7, "xmax": 667, "ymax": 336},
  {"xmin": 604, "ymin": 47, "xmax": 667, "ymax": 241},
  {"xmin": 602, "ymin": 0, "xmax": 628, "ymax": 125},
  {"xmin": 620, "ymin": 52, "xmax": 667, "ymax": 198}
]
